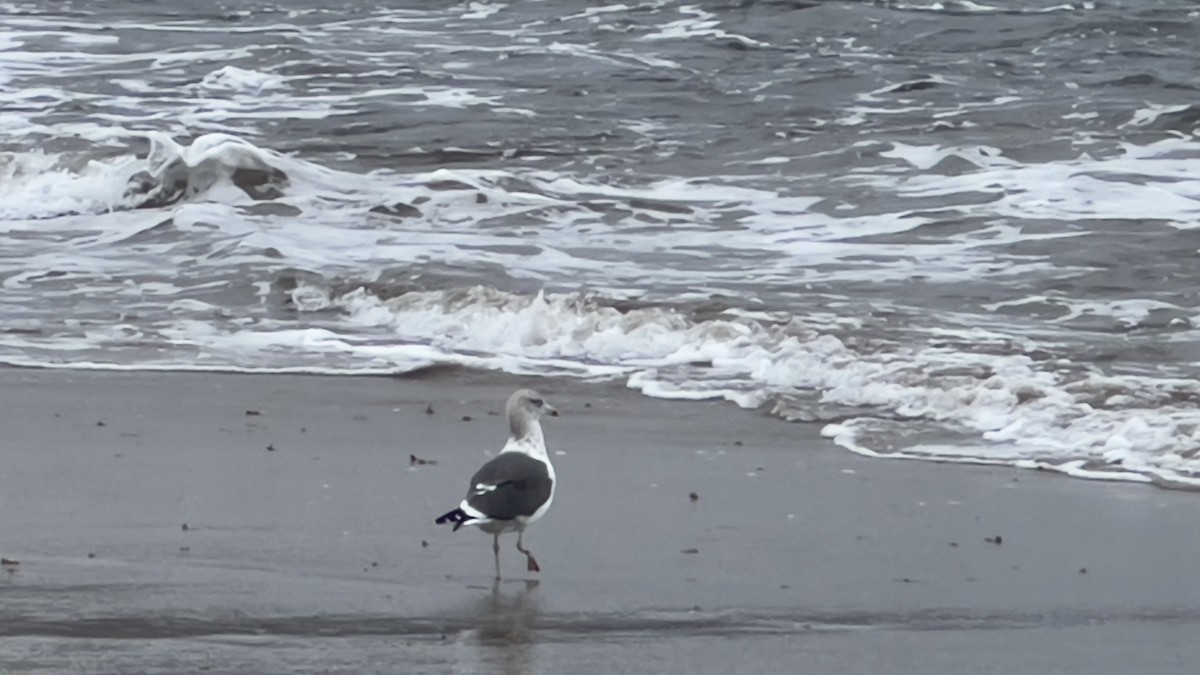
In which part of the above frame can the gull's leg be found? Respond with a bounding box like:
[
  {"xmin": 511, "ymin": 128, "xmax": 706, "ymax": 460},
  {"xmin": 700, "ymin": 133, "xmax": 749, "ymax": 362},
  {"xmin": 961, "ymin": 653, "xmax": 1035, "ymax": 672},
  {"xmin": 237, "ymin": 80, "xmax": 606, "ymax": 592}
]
[
  {"xmin": 493, "ymin": 534, "xmax": 502, "ymax": 579},
  {"xmin": 515, "ymin": 532, "xmax": 541, "ymax": 573}
]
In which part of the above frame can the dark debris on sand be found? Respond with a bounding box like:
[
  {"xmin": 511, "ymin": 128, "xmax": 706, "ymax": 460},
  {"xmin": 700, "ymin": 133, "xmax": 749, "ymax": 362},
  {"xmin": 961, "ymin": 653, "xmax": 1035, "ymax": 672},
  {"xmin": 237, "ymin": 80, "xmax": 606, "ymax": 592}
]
[{"xmin": 410, "ymin": 454, "xmax": 438, "ymax": 466}]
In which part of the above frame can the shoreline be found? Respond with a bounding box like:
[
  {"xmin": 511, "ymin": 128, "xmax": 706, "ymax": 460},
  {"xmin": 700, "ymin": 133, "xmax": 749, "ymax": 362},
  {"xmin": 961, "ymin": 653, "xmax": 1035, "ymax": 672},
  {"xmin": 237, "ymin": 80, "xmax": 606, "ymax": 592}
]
[
  {"xmin": 1, "ymin": 361, "xmax": 1190, "ymax": 493},
  {"xmin": 1, "ymin": 366, "xmax": 1198, "ymax": 673}
]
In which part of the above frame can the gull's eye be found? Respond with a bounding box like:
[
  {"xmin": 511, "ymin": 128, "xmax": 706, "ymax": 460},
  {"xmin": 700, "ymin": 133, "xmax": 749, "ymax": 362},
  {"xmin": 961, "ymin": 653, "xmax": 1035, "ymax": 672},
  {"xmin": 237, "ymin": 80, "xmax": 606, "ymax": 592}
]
[{"xmin": 530, "ymin": 398, "xmax": 544, "ymax": 407}]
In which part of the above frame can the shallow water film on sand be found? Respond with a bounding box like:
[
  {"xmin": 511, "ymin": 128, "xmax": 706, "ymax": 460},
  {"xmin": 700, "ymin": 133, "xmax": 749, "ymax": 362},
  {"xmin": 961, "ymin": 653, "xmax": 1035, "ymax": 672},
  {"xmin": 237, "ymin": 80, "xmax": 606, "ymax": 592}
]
[{"xmin": 4, "ymin": 0, "xmax": 1200, "ymax": 485}]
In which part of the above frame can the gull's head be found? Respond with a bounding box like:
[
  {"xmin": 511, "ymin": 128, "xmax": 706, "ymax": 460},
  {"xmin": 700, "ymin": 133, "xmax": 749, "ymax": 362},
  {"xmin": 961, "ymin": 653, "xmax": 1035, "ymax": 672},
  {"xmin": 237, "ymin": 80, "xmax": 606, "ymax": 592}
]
[{"xmin": 507, "ymin": 388, "xmax": 559, "ymax": 420}]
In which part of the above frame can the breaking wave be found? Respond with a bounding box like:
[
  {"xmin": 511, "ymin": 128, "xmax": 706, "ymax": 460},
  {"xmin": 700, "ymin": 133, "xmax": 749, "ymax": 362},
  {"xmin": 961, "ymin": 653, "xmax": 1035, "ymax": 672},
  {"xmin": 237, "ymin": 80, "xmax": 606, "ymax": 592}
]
[{"xmin": 32, "ymin": 279, "xmax": 1185, "ymax": 489}]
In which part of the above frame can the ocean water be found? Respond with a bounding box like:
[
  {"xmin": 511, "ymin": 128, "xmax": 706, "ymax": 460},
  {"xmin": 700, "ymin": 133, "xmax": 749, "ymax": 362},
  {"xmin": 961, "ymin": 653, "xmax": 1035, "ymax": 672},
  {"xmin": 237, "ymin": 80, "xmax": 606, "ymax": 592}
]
[{"xmin": 3, "ymin": 0, "xmax": 1200, "ymax": 487}]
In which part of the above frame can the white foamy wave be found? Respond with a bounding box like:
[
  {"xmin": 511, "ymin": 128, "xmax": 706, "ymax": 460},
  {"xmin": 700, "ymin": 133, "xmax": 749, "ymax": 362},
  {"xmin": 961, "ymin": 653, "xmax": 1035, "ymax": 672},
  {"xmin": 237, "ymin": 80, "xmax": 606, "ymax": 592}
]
[
  {"xmin": 150, "ymin": 283, "xmax": 1198, "ymax": 488},
  {"xmin": 198, "ymin": 66, "xmax": 286, "ymax": 94},
  {"xmin": 877, "ymin": 0, "xmax": 1089, "ymax": 14},
  {"xmin": 640, "ymin": 4, "xmax": 767, "ymax": 47},
  {"xmin": 0, "ymin": 150, "xmax": 142, "ymax": 220},
  {"xmin": 387, "ymin": 287, "xmax": 1200, "ymax": 487},
  {"xmin": 856, "ymin": 137, "xmax": 1200, "ymax": 227},
  {"xmin": 0, "ymin": 132, "xmax": 358, "ymax": 221}
]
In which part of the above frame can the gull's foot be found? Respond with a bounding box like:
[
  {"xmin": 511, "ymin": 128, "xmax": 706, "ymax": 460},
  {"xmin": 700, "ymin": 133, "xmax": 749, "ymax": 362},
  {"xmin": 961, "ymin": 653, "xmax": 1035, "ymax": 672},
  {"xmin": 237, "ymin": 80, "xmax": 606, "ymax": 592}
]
[{"xmin": 526, "ymin": 555, "xmax": 541, "ymax": 573}]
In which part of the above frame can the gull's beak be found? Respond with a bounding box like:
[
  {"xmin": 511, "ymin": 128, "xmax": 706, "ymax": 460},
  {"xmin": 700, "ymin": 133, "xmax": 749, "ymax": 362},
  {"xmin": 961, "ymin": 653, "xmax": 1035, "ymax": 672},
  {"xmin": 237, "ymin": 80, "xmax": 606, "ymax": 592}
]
[{"xmin": 544, "ymin": 402, "xmax": 560, "ymax": 417}]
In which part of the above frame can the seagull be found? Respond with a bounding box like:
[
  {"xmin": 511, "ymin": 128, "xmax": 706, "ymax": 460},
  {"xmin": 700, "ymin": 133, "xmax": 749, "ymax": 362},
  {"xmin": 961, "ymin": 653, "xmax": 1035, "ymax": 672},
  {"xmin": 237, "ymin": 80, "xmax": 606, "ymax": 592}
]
[{"xmin": 435, "ymin": 388, "xmax": 559, "ymax": 578}]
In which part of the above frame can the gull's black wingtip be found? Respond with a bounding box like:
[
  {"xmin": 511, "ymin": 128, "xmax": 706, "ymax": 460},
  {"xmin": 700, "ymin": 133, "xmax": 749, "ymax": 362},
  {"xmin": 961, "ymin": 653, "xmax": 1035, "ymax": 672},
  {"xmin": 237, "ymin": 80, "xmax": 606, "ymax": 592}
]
[{"xmin": 435, "ymin": 508, "xmax": 470, "ymax": 531}]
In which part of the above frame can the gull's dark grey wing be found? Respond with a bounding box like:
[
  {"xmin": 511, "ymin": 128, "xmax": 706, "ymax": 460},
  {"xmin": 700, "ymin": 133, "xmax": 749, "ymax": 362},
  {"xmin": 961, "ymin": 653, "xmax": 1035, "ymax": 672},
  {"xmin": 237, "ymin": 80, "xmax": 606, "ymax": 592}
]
[{"xmin": 464, "ymin": 452, "xmax": 553, "ymax": 520}]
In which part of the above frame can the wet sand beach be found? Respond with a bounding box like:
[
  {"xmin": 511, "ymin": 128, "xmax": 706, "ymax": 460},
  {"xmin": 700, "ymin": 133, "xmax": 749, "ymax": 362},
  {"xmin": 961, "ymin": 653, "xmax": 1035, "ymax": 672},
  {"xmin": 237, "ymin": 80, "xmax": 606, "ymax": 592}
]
[{"xmin": 1, "ymin": 367, "xmax": 1198, "ymax": 674}]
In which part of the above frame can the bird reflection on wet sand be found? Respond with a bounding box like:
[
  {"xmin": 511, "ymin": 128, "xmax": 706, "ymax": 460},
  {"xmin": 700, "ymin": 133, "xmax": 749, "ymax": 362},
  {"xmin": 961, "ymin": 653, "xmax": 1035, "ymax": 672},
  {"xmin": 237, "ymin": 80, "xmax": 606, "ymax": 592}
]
[
  {"xmin": 452, "ymin": 579, "xmax": 542, "ymax": 675},
  {"xmin": 472, "ymin": 579, "xmax": 541, "ymax": 642}
]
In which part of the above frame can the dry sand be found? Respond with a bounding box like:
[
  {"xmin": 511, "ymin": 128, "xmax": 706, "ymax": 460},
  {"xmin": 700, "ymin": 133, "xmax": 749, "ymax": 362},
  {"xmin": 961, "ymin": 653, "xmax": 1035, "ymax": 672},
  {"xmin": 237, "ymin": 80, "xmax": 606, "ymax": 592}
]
[{"xmin": 1, "ymin": 367, "xmax": 1198, "ymax": 674}]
